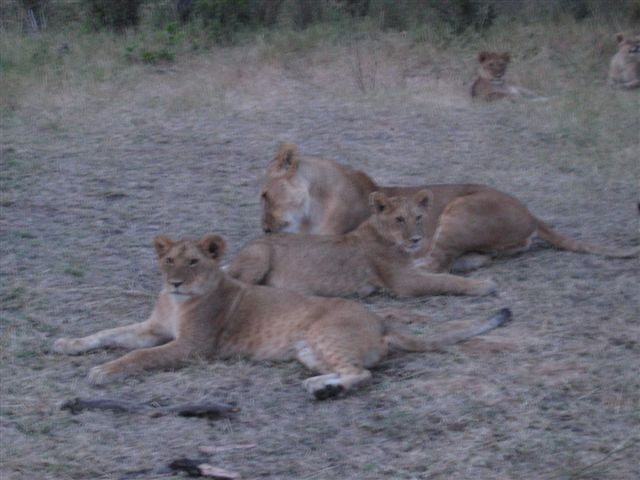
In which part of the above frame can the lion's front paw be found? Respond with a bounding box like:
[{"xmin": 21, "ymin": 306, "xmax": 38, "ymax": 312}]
[
  {"xmin": 87, "ymin": 364, "xmax": 120, "ymax": 385},
  {"xmin": 475, "ymin": 278, "xmax": 497, "ymax": 296},
  {"xmin": 52, "ymin": 338, "xmax": 87, "ymax": 355}
]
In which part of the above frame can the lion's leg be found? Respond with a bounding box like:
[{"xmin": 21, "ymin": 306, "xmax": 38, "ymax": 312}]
[
  {"xmin": 388, "ymin": 269, "xmax": 496, "ymax": 297},
  {"xmin": 298, "ymin": 314, "xmax": 386, "ymax": 399},
  {"xmin": 226, "ymin": 243, "xmax": 271, "ymax": 284},
  {"xmin": 53, "ymin": 321, "xmax": 170, "ymax": 355},
  {"xmin": 87, "ymin": 339, "xmax": 196, "ymax": 385},
  {"xmin": 303, "ymin": 369, "xmax": 372, "ymax": 400},
  {"xmin": 450, "ymin": 253, "xmax": 493, "ymax": 273},
  {"xmin": 422, "ymin": 193, "xmax": 538, "ymax": 272}
]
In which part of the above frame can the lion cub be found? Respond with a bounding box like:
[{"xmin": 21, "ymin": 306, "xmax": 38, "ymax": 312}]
[
  {"xmin": 608, "ymin": 33, "xmax": 640, "ymax": 89},
  {"xmin": 229, "ymin": 189, "xmax": 496, "ymax": 298},
  {"xmin": 471, "ymin": 51, "xmax": 535, "ymax": 100},
  {"xmin": 53, "ymin": 234, "xmax": 511, "ymax": 399}
]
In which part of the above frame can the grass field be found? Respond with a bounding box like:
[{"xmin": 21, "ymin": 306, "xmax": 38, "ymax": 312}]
[{"xmin": 1, "ymin": 14, "xmax": 639, "ymax": 480}]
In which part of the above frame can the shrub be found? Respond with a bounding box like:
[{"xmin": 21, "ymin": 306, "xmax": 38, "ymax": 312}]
[
  {"xmin": 85, "ymin": 0, "xmax": 143, "ymax": 31},
  {"xmin": 195, "ymin": 0, "xmax": 253, "ymax": 42}
]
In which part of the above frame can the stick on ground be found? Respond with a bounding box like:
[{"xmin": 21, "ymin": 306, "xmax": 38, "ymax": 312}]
[{"xmin": 61, "ymin": 397, "xmax": 239, "ymax": 419}]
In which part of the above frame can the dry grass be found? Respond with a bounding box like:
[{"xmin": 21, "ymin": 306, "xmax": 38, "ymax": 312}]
[{"xmin": 1, "ymin": 17, "xmax": 640, "ymax": 480}]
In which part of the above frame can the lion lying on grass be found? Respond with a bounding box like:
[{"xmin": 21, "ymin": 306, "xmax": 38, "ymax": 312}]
[
  {"xmin": 261, "ymin": 144, "xmax": 639, "ymax": 273},
  {"xmin": 470, "ymin": 51, "xmax": 537, "ymax": 100},
  {"xmin": 53, "ymin": 234, "xmax": 511, "ymax": 399},
  {"xmin": 231, "ymin": 189, "xmax": 496, "ymax": 297}
]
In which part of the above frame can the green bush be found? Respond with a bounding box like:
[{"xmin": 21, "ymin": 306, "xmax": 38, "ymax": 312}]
[
  {"xmin": 85, "ymin": 0, "xmax": 144, "ymax": 31},
  {"xmin": 195, "ymin": 0, "xmax": 253, "ymax": 42}
]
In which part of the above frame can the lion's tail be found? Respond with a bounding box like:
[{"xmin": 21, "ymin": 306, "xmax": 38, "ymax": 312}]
[
  {"xmin": 384, "ymin": 308, "xmax": 512, "ymax": 353},
  {"xmin": 535, "ymin": 219, "xmax": 640, "ymax": 259}
]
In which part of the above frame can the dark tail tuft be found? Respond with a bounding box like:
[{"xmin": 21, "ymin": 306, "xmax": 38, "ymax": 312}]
[{"xmin": 490, "ymin": 308, "xmax": 512, "ymax": 328}]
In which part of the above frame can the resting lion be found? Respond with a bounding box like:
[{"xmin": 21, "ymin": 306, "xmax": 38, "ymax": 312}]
[
  {"xmin": 53, "ymin": 234, "xmax": 511, "ymax": 399},
  {"xmin": 470, "ymin": 51, "xmax": 536, "ymax": 100},
  {"xmin": 608, "ymin": 33, "xmax": 640, "ymax": 89},
  {"xmin": 260, "ymin": 144, "xmax": 639, "ymax": 273},
  {"xmin": 231, "ymin": 189, "xmax": 496, "ymax": 297}
]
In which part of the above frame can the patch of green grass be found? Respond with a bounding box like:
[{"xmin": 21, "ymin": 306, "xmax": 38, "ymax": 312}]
[
  {"xmin": 0, "ymin": 286, "xmax": 28, "ymax": 312},
  {"xmin": 63, "ymin": 266, "xmax": 85, "ymax": 278}
]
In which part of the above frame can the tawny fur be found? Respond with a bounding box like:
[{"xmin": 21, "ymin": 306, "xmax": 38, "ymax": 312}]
[
  {"xmin": 260, "ymin": 144, "xmax": 639, "ymax": 273},
  {"xmin": 232, "ymin": 190, "xmax": 496, "ymax": 297},
  {"xmin": 470, "ymin": 51, "xmax": 536, "ymax": 100},
  {"xmin": 53, "ymin": 234, "xmax": 511, "ymax": 398},
  {"xmin": 608, "ymin": 33, "xmax": 640, "ymax": 89}
]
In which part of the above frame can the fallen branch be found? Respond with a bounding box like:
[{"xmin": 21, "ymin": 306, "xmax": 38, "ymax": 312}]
[
  {"xmin": 61, "ymin": 397, "xmax": 239, "ymax": 419},
  {"xmin": 169, "ymin": 458, "xmax": 241, "ymax": 479}
]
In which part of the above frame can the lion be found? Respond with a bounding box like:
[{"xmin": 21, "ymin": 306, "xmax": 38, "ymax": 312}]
[
  {"xmin": 53, "ymin": 234, "xmax": 512, "ymax": 399},
  {"xmin": 230, "ymin": 189, "xmax": 496, "ymax": 297},
  {"xmin": 261, "ymin": 144, "xmax": 639, "ymax": 273},
  {"xmin": 608, "ymin": 33, "xmax": 640, "ymax": 89},
  {"xmin": 470, "ymin": 51, "xmax": 536, "ymax": 100}
]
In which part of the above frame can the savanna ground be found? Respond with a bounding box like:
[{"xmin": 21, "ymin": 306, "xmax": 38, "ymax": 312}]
[{"xmin": 1, "ymin": 11, "xmax": 640, "ymax": 480}]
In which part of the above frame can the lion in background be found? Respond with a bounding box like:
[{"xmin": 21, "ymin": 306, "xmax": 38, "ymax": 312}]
[
  {"xmin": 53, "ymin": 234, "xmax": 512, "ymax": 399},
  {"xmin": 260, "ymin": 144, "xmax": 639, "ymax": 273},
  {"xmin": 471, "ymin": 51, "xmax": 537, "ymax": 100},
  {"xmin": 608, "ymin": 33, "xmax": 640, "ymax": 89}
]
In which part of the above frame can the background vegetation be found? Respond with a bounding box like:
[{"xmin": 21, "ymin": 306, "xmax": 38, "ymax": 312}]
[{"xmin": 2, "ymin": 0, "xmax": 639, "ymax": 169}]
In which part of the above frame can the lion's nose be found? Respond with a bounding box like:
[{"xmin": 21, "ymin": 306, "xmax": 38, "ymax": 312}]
[
  {"xmin": 171, "ymin": 281, "xmax": 183, "ymax": 288},
  {"xmin": 410, "ymin": 236, "xmax": 422, "ymax": 245},
  {"xmin": 263, "ymin": 227, "xmax": 272, "ymax": 234}
]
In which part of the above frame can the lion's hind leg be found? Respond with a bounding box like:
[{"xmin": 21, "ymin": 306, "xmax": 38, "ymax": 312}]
[
  {"xmin": 297, "ymin": 312, "xmax": 386, "ymax": 400},
  {"xmin": 302, "ymin": 369, "xmax": 372, "ymax": 400}
]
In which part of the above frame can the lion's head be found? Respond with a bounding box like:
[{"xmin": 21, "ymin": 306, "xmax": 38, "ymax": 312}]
[
  {"xmin": 477, "ymin": 51, "xmax": 510, "ymax": 81},
  {"xmin": 616, "ymin": 33, "xmax": 640, "ymax": 62},
  {"xmin": 153, "ymin": 234, "xmax": 226, "ymax": 300},
  {"xmin": 261, "ymin": 143, "xmax": 310, "ymax": 234},
  {"xmin": 369, "ymin": 189, "xmax": 432, "ymax": 253}
]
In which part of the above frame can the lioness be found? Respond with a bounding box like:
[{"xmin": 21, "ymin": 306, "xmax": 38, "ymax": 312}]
[
  {"xmin": 608, "ymin": 33, "xmax": 640, "ymax": 89},
  {"xmin": 261, "ymin": 144, "xmax": 639, "ymax": 273},
  {"xmin": 470, "ymin": 51, "xmax": 536, "ymax": 100},
  {"xmin": 230, "ymin": 189, "xmax": 496, "ymax": 297},
  {"xmin": 53, "ymin": 234, "xmax": 512, "ymax": 399}
]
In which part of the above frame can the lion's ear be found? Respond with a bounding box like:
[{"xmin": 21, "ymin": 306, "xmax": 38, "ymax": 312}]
[
  {"xmin": 370, "ymin": 191, "xmax": 389, "ymax": 214},
  {"xmin": 616, "ymin": 33, "xmax": 625, "ymax": 44},
  {"xmin": 153, "ymin": 235, "xmax": 174, "ymax": 259},
  {"xmin": 413, "ymin": 189, "xmax": 433, "ymax": 210},
  {"xmin": 198, "ymin": 234, "xmax": 226, "ymax": 260},
  {"xmin": 478, "ymin": 51, "xmax": 489, "ymax": 63},
  {"xmin": 273, "ymin": 143, "xmax": 299, "ymax": 176},
  {"xmin": 501, "ymin": 52, "xmax": 511, "ymax": 63}
]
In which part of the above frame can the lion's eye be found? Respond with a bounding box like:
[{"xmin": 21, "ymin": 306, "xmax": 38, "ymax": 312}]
[
  {"xmin": 189, "ymin": 258, "xmax": 198, "ymax": 266},
  {"xmin": 396, "ymin": 217, "xmax": 405, "ymax": 223},
  {"xmin": 261, "ymin": 192, "xmax": 268, "ymax": 201},
  {"xmin": 165, "ymin": 257, "xmax": 174, "ymax": 265},
  {"xmin": 416, "ymin": 215, "xmax": 422, "ymax": 221}
]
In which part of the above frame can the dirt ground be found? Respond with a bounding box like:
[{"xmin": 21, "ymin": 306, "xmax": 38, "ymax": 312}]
[{"xmin": 1, "ymin": 46, "xmax": 639, "ymax": 479}]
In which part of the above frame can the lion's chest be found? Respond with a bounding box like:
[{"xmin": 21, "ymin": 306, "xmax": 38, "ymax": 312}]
[{"xmin": 158, "ymin": 296, "xmax": 186, "ymax": 339}]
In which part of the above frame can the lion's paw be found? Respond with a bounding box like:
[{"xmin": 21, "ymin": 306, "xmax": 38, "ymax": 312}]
[
  {"xmin": 52, "ymin": 338, "xmax": 86, "ymax": 355},
  {"xmin": 476, "ymin": 278, "xmax": 497, "ymax": 296},
  {"xmin": 87, "ymin": 364, "xmax": 118, "ymax": 385},
  {"xmin": 303, "ymin": 374, "xmax": 344, "ymax": 401}
]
